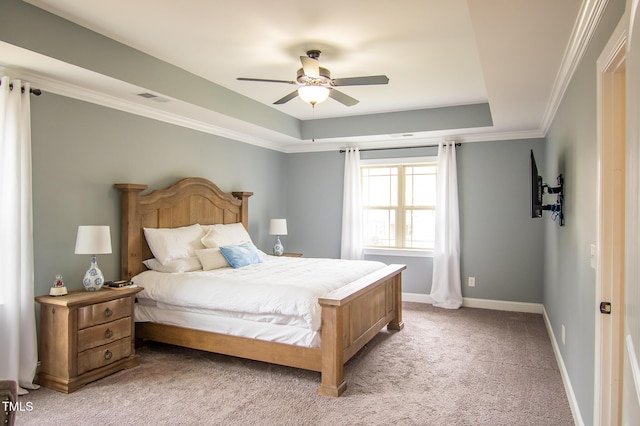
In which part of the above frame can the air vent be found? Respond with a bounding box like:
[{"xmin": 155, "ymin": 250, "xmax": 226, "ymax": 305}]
[{"xmin": 136, "ymin": 92, "xmax": 171, "ymax": 103}]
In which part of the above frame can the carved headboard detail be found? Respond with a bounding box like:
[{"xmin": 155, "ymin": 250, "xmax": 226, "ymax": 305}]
[{"xmin": 115, "ymin": 177, "xmax": 252, "ymax": 279}]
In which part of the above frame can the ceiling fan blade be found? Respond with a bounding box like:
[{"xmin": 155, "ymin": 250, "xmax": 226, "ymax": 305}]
[
  {"xmin": 329, "ymin": 89, "xmax": 359, "ymax": 107},
  {"xmin": 332, "ymin": 75, "xmax": 389, "ymax": 86},
  {"xmin": 274, "ymin": 90, "xmax": 299, "ymax": 105},
  {"xmin": 237, "ymin": 77, "xmax": 297, "ymax": 84},
  {"xmin": 300, "ymin": 56, "xmax": 320, "ymax": 78}
]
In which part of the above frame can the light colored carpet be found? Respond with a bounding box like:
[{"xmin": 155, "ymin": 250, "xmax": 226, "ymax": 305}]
[{"xmin": 17, "ymin": 302, "xmax": 574, "ymax": 425}]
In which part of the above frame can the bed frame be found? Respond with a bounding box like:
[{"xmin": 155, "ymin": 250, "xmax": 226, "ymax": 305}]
[{"xmin": 115, "ymin": 177, "xmax": 405, "ymax": 396}]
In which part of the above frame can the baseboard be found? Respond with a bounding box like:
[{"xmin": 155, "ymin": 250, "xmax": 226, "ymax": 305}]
[
  {"xmin": 462, "ymin": 297, "xmax": 543, "ymax": 313},
  {"xmin": 402, "ymin": 293, "xmax": 543, "ymax": 314},
  {"xmin": 542, "ymin": 306, "xmax": 583, "ymax": 426}
]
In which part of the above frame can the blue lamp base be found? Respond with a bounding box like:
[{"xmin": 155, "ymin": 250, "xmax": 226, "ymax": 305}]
[
  {"xmin": 82, "ymin": 255, "xmax": 105, "ymax": 291},
  {"xmin": 273, "ymin": 236, "xmax": 284, "ymax": 256}
]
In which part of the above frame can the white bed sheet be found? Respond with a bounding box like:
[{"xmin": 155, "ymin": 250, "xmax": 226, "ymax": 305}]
[
  {"xmin": 132, "ymin": 256, "xmax": 386, "ymax": 333},
  {"xmin": 135, "ymin": 304, "xmax": 321, "ymax": 348}
]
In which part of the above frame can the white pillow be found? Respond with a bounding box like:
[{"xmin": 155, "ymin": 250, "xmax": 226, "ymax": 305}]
[
  {"xmin": 143, "ymin": 257, "xmax": 203, "ymax": 273},
  {"xmin": 195, "ymin": 248, "xmax": 230, "ymax": 270},
  {"xmin": 201, "ymin": 223, "xmax": 251, "ymax": 248},
  {"xmin": 144, "ymin": 224, "xmax": 205, "ymax": 265}
]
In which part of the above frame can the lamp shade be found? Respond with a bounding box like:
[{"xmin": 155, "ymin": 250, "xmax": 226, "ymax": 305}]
[
  {"xmin": 74, "ymin": 226, "xmax": 112, "ymax": 254},
  {"xmin": 269, "ymin": 219, "xmax": 288, "ymax": 236},
  {"xmin": 298, "ymin": 85, "xmax": 330, "ymax": 105}
]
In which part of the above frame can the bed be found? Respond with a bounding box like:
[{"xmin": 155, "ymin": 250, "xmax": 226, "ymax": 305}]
[{"xmin": 115, "ymin": 177, "xmax": 405, "ymax": 396}]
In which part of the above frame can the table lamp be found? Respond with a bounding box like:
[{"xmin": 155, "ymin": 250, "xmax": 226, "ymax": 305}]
[
  {"xmin": 75, "ymin": 225, "xmax": 112, "ymax": 291},
  {"xmin": 269, "ymin": 219, "xmax": 287, "ymax": 256}
]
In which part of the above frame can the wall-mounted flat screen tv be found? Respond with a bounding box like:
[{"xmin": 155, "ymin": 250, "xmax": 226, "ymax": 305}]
[{"xmin": 530, "ymin": 150, "xmax": 543, "ymax": 218}]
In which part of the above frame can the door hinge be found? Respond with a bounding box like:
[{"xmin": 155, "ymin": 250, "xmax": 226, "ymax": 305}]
[{"xmin": 600, "ymin": 301, "xmax": 612, "ymax": 314}]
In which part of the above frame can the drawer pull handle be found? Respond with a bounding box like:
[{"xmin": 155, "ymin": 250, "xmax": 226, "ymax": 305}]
[
  {"xmin": 104, "ymin": 350, "xmax": 113, "ymax": 360},
  {"xmin": 104, "ymin": 307, "xmax": 113, "ymax": 318},
  {"xmin": 104, "ymin": 329, "xmax": 113, "ymax": 339}
]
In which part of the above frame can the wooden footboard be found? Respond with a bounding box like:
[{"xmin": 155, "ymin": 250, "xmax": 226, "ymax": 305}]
[
  {"xmin": 317, "ymin": 263, "xmax": 405, "ymax": 396},
  {"xmin": 135, "ymin": 263, "xmax": 405, "ymax": 396}
]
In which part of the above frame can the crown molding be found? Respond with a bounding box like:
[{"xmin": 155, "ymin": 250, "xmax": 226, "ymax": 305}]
[
  {"xmin": 6, "ymin": 44, "xmax": 558, "ymax": 155},
  {"xmin": 540, "ymin": 0, "xmax": 610, "ymax": 134},
  {"xmin": 18, "ymin": 65, "xmax": 545, "ymax": 153},
  {"xmin": 282, "ymin": 129, "xmax": 546, "ymax": 153},
  {"xmin": 9, "ymin": 67, "xmax": 292, "ymax": 152}
]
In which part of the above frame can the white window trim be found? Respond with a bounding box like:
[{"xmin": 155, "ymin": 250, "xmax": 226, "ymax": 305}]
[
  {"xmin": 364, "ymin": 247, "xmax": 434, "ymax": 258},
  {"xmin": 361, "ymin": 155, "xmax": 437, "ymax": 256}
]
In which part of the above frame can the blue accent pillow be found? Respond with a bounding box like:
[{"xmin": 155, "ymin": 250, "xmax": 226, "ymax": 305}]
[{"xmin": 219, "ymin": 241, "xmax": 263, "ymax": 269}]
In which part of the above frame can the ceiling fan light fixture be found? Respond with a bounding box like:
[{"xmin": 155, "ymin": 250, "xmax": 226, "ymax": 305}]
[
  {"xmin": 298, "ymin": 85, "xmax": 330, "ymax": 105},
  {"xmin": 238, "ymin": 50, "xmax": 387, "ymax": 107}
]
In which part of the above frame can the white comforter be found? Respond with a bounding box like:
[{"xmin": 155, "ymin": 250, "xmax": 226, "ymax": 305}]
[{"xmin": 133, "ymin": 256, "xmax": 385, "ymax": 331}]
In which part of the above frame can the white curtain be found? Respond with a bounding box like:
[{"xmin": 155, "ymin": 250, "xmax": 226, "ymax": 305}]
[
  {"xmin": 341, "ymin": 147, "xmax": 363, "ymax": 260},
  {"xmin": 0, "ymin": 77, "xmax": 39, "ymax": 394},
  {"xmin": 431, "ymin": 141, "xmax": 463, "ymax": 309}
]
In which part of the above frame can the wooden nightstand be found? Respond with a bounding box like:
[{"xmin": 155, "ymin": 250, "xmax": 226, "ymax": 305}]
[
  {"xmin": 35, "ymin": 286, "xmax": 143, "ymax": 393},
  {"xmin": 282, "ymin": 252, "xmax": 303, "ymax": 257}
]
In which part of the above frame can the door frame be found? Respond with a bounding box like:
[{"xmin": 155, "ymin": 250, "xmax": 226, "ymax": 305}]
[{"xmin": 595, "ymin": 15, "xmax": 627, "ymax": 426}]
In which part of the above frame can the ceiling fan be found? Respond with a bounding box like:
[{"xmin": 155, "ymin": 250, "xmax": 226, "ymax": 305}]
[{"xmin": 237, "ymin": 50, "xmax": 389, "ymax": 107}]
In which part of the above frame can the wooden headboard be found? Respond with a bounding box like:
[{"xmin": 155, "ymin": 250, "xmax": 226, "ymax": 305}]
[{"xmin": 115, "ymin": 177, "xmax": 253, "ymax": 280}]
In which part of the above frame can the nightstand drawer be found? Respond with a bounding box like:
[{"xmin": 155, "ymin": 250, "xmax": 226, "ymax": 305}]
[
  {"xmin": 77, "ymin": 317, "xmax": 132, "ymax": 352},
  {"xmin": 78, "ymin": 297, "xmax": 132, "ymax": 329},
  {"xmin": 77, "ymin": 338, "xmax": 131, "ymax": 375}
]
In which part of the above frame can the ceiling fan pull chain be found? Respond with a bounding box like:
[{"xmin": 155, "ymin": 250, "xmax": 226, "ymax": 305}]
[{"xmin": 312, "ymin": 104, "xmax": 316, "ymax": 142}]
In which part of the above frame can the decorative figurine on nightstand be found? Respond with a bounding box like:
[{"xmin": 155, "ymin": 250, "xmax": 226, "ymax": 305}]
[{"xmin": 49, "ymin": 274, "xmax": 68, "ymax": 296}]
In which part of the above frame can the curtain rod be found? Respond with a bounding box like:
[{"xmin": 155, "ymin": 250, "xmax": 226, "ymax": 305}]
[
  {"xmin": 339, "ymin": 142, "xmax": 461, "ymax": 153},
  {"xmin": 2, "ymin": 82, "xmax": 42, "ymax": 96}
]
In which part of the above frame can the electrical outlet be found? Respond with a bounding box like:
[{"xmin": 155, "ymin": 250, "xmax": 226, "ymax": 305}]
[
  {"xmin": 468, "ymin": 276, "xmax": 476, "ymax": 287},
  {"xmin": 562, "ymin": 325, "xmax": 566, "ymax": 345}
]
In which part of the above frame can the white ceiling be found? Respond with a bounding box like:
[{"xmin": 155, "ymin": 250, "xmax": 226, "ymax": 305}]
[{"xmin": 4, "ymin": 0, "xmax": 588, "ymax": 151}]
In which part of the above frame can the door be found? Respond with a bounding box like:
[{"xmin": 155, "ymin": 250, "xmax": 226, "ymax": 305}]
[{"xmin": 596, "ymin": 15, "xmax": 626, "ymax": 425}]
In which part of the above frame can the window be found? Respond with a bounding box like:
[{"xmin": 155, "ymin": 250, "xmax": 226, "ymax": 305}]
[{"xmin": 361, "ymin": 157, "xmax": 437, "ymax": 251}]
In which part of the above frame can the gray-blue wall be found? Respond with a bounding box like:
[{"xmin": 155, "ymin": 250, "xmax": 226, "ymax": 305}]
[
  {"xmin": 286, "ymin": 140, "xmax": 545, "ymax": 300},
  {"xmin": 31, "ymin": 93, "xmax": 287, "ymax": 297},
  {"xmin": 30, "ymin": 89, "xmax": 546, "ymax": 305},
  {"xmin": 544, "ymin": 0, "xmax": 626, "ymax": 424}
]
